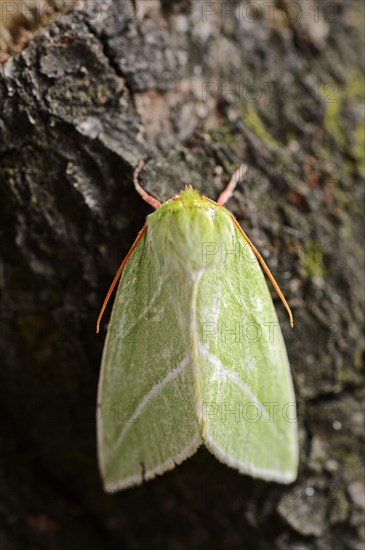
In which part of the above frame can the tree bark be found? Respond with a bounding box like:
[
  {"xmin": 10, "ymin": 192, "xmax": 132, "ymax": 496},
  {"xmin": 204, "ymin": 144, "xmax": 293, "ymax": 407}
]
[{"xmin": 0, "ymin": 1, "xmax": 364, "ymax": 548}]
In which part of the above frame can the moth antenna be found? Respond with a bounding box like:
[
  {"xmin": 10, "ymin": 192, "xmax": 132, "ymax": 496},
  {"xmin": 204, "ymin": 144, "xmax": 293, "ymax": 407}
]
[
  {"xmin": 134, "ymin": 160, "xmax": 161, "ymax": 210},
  {"xmin": 96, "ymin": 225, "xmax": 148, "ymax": 333},
  {"xmin": 217, "ymin": 164, "xmax": 248, "ymax": 206},
  {"xmin": 230, "ymin": 216, "xmax": 294, "ymax": 328}
]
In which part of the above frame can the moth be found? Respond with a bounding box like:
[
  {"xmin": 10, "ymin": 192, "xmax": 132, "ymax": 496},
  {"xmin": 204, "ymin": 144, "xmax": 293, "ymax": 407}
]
[{"xmin": 97, "ymin": 161, "xmax": 298, "ymax": 493}]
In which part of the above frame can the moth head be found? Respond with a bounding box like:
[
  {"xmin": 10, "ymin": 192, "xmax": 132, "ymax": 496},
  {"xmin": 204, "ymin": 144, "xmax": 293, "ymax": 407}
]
[{"xmin": 146, "ymin": 190, "xmax": 236, "ymax": 273}]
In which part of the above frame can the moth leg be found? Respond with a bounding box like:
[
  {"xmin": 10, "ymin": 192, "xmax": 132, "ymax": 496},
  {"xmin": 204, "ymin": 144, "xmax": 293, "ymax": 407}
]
[
  {"xmin": 134, "ymin": 160, "xmax": 161, "ymax": 210},
  {"xmin": 217, "ymin": 164, "xmax": 248, "ymax": 206}
]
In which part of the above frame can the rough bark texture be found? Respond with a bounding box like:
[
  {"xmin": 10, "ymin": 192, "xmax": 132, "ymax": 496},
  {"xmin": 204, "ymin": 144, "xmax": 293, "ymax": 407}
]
[{"xmin": 0, "ymin": 1, "xmax": 364, "ymax": 548}]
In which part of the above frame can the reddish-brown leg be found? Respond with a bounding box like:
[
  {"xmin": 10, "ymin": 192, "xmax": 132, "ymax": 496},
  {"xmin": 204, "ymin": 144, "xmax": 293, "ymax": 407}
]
[
  {"xmin": 134, "ymin": 160, "xmax": 161, "ymax": 210},
  {"xmin": 217, "ymin": 164, "xmax": 248, "ymax": 206}
]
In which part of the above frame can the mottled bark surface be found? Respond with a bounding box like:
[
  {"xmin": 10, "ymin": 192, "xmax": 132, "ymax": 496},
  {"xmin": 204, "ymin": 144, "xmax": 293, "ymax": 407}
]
[{"xmin": 0, "ymin": 0, "xmax": 364, "ymax": 548}]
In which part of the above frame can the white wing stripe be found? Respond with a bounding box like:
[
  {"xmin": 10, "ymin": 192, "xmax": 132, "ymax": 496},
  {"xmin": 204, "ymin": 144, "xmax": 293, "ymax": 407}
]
[
  {"xmin": 113, "ymin": 355, "xmax": 191, "ymax": 451},
  {"xmin": 119, "ymin": 274, "xmax": 167, "ymax": 330},
  {"xmin": 198, "ymin": 346, "xmax": 285, "ymax": 438}
]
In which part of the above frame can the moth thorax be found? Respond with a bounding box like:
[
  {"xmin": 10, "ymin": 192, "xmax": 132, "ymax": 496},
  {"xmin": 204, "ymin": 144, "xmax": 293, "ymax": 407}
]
[{"xmin": 147, "ymin": 205, "xmax": 236, "ymax": 273}]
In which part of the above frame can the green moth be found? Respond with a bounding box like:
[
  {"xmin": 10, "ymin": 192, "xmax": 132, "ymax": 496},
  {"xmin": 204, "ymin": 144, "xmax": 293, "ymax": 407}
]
[{"xmin": 97, "ymin": 161, "xmax": 298, "ymax": 493}]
